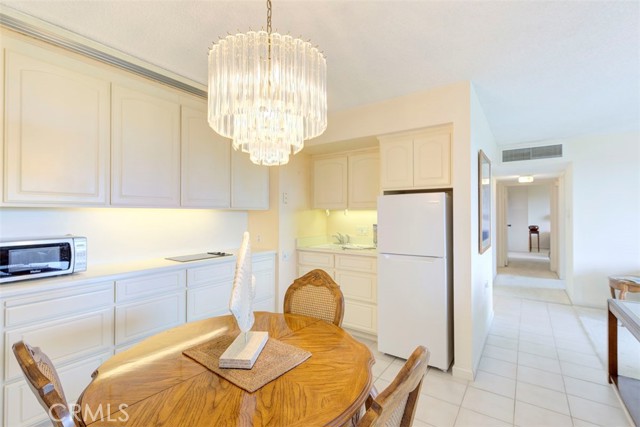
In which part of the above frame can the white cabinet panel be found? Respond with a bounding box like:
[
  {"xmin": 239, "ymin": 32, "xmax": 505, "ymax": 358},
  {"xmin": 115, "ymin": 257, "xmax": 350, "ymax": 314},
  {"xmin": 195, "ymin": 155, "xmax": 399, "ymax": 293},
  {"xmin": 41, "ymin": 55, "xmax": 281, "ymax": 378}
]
[
  {"xmin": 348, "ymin": 152, "xmax": 380, "ymax": 209},
  {"xmin": 187, "ymin": 262, "xmax": 234, "ymax": 288},
  {"xmin": 4, "ymin": 282, "xmax": 113, "ymax": 328},
  {"xmin": 335, "ymin": 255, "xmax": 377, "ymax": 273},
  {"xmin": 5, "ymin": 309, "xmax": 113, "ymax": 381},
  {"xmin": 111, "ymin": 83, "xmax": 181, "ymax": 206},
  {"xmin": 187, "ymin": 282, "xmax": 231, "ymax": 321},
  {"xmin": 298, "ymin": 251, "xmax": 334, "ymax": 269},
  {"xmin": 115, "ymin": 270, "xmax": 185, "ymax": 302},
  {"xmin": 335, "ymin": 270, "xmax": 377, "ymax": 304},
  {"xmin": 181, "ymin": 105, "xmax": 231, "ymax": 208},
  {"xmin": 4, "ymin": 350, "xmax": 111, "ymax": 427},
  {"xmin": 231, "ymin": 149, "xmax": 269, "ymax": 210},
  {"xmin": 343, "ymin": 300, "xmax": 377, "ymax": 335},
  {"xmin": 413, "ymin": 132, "xmax": 451, "ymax": 188},
  {"xmin": 313, "ymin": 156, "xmax": 348, "ymax": 209},
  {"xmin": 379, "ymin": 127, "xmax": 452, "ymax": 190},
  {"xmin": 4, "ymin": 47, "xmax": 110, "ymax": 205},
  {"xmin": 115, "ymin": 292, "xmax": 186, "ymax": 345}
]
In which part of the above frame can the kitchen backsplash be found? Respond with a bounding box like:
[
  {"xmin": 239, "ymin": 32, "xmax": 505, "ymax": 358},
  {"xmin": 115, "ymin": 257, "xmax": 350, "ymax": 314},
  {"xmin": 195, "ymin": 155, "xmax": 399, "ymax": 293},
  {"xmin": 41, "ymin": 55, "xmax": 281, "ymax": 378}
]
[{"xmin": 325, "ymin": 210, "xmax": 377, "ymax": 245}]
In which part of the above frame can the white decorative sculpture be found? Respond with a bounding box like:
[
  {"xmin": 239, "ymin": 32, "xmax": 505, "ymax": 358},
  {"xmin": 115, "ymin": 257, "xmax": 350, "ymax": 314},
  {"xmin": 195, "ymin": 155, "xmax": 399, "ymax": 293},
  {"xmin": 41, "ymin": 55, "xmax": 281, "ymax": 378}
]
[{"xmin": 219, "ymin": 232, "xmax": 268, "ymax": 369}]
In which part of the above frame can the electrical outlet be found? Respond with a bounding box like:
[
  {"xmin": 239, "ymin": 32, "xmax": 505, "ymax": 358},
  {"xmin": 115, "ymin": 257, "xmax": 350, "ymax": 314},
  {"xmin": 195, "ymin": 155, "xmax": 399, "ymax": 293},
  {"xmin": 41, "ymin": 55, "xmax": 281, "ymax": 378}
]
[
  {"xmin": 282, "ymin": 251, "xmax": 290, "ymax": 262},
  {"xmin": 356, "ymin": 226, "xmax": 369, "ymax": 236},
  {"xmin": 282, "ymin": 192, "xmax": 288, "ymax": 205}
]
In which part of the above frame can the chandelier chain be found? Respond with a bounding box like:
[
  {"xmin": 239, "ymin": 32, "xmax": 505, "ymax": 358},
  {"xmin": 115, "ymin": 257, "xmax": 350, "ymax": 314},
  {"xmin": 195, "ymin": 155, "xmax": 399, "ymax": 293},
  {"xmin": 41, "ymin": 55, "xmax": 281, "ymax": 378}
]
[{"xmin": 266, "ymin": 0, "xmax": 272, "ymax": 34}]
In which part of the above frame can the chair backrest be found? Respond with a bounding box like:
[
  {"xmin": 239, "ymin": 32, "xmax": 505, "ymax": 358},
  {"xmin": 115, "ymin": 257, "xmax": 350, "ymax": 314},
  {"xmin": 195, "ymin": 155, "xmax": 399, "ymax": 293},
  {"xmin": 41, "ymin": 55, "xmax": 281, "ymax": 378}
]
[
  {"xmin": 358, "ymin": 346, "xmax": 429, "ymax": 427},
  {"xmin": 283, "ymin": 269, "xmax": 345, "ymax": 326},
  {"xmin": 12, "ymin": 341, "xmax": 78, "ymax": 427}
]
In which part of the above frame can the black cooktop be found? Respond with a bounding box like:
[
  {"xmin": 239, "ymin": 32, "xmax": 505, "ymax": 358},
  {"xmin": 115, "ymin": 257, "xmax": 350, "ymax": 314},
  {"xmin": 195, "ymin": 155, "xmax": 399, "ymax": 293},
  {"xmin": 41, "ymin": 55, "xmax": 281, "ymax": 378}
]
[{"xmin": 166, "ymin": 252, "xmax": 233, "ymax": 262}]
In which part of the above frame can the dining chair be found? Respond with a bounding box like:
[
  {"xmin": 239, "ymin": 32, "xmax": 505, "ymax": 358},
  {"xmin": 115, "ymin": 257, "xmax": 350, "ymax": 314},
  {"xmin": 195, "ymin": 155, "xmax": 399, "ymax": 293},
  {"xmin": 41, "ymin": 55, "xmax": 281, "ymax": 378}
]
[
  {"xmin": 358, "ymin": 346, "xmax": 429, "ymax": 427},
  {"xmin": 12, "ymin": 340, "xmax": 80, "ymax": 427},
  {"xmin": 283, "ymin": 269, "xmax": 345, "ymax": 326}
]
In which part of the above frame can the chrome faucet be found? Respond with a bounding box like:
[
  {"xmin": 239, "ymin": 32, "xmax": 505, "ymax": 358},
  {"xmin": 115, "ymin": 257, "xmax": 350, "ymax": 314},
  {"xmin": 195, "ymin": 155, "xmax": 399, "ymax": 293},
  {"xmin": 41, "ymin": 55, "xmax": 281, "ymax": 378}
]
[{"xmin": 332, "ymin": 233, "xmax": 351, "ymax": 245}]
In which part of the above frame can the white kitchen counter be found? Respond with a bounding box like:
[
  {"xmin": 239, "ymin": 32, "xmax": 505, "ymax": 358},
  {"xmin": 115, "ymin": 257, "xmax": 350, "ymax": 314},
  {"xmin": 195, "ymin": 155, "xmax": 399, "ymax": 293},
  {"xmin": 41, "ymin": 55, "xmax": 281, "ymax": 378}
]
[{"xmin": 0, "ymin": 249, "xmax": 277, "ymax": 298}]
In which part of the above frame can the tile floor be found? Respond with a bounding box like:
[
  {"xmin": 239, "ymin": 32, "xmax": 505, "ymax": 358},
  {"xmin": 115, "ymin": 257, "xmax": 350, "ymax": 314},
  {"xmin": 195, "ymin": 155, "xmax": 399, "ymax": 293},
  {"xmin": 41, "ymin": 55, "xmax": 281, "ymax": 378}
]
[{"xmin": 358, "ymin": 294, "xmax": 634, "ymax": 427}]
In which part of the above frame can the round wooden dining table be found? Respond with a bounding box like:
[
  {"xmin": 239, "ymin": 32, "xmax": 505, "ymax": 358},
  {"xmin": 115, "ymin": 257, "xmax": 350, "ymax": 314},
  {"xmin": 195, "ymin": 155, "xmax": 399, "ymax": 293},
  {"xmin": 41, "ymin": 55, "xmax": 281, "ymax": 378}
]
[{"xmin": 77, "ymin": 312, "xmax": 374, "ymax": 427}]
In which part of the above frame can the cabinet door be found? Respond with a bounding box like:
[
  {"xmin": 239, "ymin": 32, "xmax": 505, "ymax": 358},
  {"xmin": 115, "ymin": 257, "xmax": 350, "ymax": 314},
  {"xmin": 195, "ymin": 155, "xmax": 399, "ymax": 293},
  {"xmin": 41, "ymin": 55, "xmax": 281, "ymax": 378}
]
[
  {"xmin": 313, "ymin": 156, "xmax": 348, "ymax": 209},
  {"xmin": 348, "ymin": 152, "xmax": 380, "ymax": 209},
  {"xmin": 379, "ymin": 138, "xmax": 413, "ymax": 190},
  {"xmin": 230, "ymin": 149, "xmax": 269, "ymax": 209},
  {"xmin": 111, "ymin": 83, "xmax": 181, "ymax": 206},
  {"xmin": 181, "ymin": 106, "xmax": 231, "ymax": 208},
  {"xmin": 4, "ymin": 351, "xmax": 111, "ymax": 427},
  {"xmin": 413, "ymin": 132, "xmax": 451, "ymax": 188},
  {"xmin": 4, "ymin": 48, "xmax": 110, "ymax": 204}
]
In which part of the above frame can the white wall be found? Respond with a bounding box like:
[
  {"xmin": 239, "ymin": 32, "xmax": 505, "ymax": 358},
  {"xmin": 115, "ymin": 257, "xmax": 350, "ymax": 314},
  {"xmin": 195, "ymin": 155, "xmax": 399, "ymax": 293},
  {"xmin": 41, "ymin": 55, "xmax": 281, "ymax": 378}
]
[
  {"xmin": 506, "ymin": 184, "xmax": 551, "ymax": 251},
  {"xmin": 0, "ymin": 207, "xmax": 248, "ymax": 265},
  {"xmin": 469, "ymin": 84, "xmax": 497, "ymax": 378},
  {"xmin": 507, "ymin": 186, "xmax": 530, "ymax": 252},
  {"xmin": 566, "ymin": 132, "xmax": 640, "ymax": 306}
]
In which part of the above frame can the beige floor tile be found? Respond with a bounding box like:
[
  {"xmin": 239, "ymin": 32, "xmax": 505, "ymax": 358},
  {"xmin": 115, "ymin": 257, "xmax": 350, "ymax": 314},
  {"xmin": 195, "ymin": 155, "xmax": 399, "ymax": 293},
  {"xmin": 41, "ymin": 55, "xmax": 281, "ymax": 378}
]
[
  {"xmin": 556, "ymin": 348, "xmax": 602, "ymax": 368},
  {"xmin": 518, "ymin": 331, "xmax": 555, "ymax": 347},
  {"xmin": 563, "ymin": 376, "xmax": 621, "ymax": 407},
  {"xmin": 567, "ymin": 395, "xmax": 631, "ymax": 426},
  {"xmin": 478, "ymin": 356, "xmax": 517, "ymax": 379},
  {"xmin": 454, "ymin": 408, "xmax": 512, "ymax": 427},
  {"xmin": 378, "ymin": 358, "xmax": 405, "ymax": 382},
  {"xmin": 516, "ymin": 382, "xmax": 570, "ymax": 415},
  {"xmin": 487, "ymin": 334, "xmax": 519, "ymax": 351},
  {"xmin": 422, "ymin": 369, "xmax": 469, "ymax": 406},
  {"xmin": 514, "ymin": 401, "xmax": 572, "ymax": 427},
  {"xmin": 517, "ymin": 351, "xmax": 561, "ymax": 374},
  {"xmin": 517, "ymin": 365, "xmax": 565, "ymax": 392},
  {"xmin": 560, "ymin": 361, "xmax": 608, "ymax": 385},
  {"xmin": 461, "ymin": 387, "xmax": 514, "ymax": 423},
  {"xmin": 518, "ymin": 340, "xmax": 558, "ymax": 359},
  {"xmin": 415, "ymin": 395, "xmax": 460, "ymax": 427},
  {"xmin": 482, "ymin": 344, "xmax": 518, "ymax": 363},
  {"xmin": 470, "ymin": 370, "xmax": 516, "ymax": 398}
]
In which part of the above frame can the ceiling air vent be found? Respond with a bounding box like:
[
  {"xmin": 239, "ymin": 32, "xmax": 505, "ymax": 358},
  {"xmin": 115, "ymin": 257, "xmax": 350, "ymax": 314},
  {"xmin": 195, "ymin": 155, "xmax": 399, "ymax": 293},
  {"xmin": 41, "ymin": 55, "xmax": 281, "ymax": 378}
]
[{"xmin": 502, "ymin": 144, "xmax": 562, "ymax": 162}]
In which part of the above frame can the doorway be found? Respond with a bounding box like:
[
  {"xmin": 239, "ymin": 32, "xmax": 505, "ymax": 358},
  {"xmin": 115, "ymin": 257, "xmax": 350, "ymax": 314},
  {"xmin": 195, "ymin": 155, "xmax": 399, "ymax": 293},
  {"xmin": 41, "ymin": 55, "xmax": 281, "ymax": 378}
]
[{"xmin": 495, "ymin": 176, "xmax": 568, "ymax": 303}]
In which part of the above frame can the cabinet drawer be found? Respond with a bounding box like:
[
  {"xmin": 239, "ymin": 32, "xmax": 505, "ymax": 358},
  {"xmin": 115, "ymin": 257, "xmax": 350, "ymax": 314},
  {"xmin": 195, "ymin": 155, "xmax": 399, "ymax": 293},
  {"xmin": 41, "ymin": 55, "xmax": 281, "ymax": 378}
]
[
  {"xmin": 253, "ymin": 255, "xmax": 275, "ymax": 272},
  {"xmin": 298, "ymin": 251, "xmax": 334, "ymax": 268},
  {"xmin": 187, "ymin": 262, "xmax": 234, "ymax": 288},
  {"xmin": 187, "ymin": 283, "xmax": 231, "ymax": 322},
  {"xmin": 254, "ymin": 297, "xmax": 275, "ymax": 312},
  {"xmin": 5, "ymin": 309, "xmax": 114, "ymax": 381},
  {"xmin": 115, "ymin": 292, "xmax": 186, "ymax": 345},
  {"xmin": 335, "ymin": 254, "xmax": 377, "ymax": 273},
  {"xmin": 335, "ymin": 271, "xmax": 377, "ymax": 304},
  {"xmin": 254, "ymin": 269, "xmax": 275, "ymax": 303},
  {"xmin": 116, "ymin": 270, "xmax": 186, "ymax": 302},
  {"xmin": 298, "ymin": 265, "xmax": 334, "ymax": 279},
  {"xmin": 343, "ymin": 300, "xmax": 377, "ymax": 334},
  {"xmin": 4, "ymin": 350, "xmax": 112, "ymax": 427},
  {"xmin": 4, "ymin": 282, "xmax": 113, "ymax": 327}
]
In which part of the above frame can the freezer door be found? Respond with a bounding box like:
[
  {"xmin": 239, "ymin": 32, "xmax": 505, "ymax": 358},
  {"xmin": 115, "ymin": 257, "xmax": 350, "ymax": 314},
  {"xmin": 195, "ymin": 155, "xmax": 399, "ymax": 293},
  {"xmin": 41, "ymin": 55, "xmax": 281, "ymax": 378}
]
[
  {"xmin": 377, "ymin": 253, "xmax": 452, "ymax": 370},
  {"xmin": 377, "ymin": 193, "xmax": 447, "ymax": 257}
]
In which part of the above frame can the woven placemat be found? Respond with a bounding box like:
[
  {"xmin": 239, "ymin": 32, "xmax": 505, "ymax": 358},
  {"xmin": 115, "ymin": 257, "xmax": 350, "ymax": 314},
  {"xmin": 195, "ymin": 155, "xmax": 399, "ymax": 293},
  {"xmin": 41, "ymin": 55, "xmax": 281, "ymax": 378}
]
[{"xmin": 183, "ymin": 334, "xmax": 311, "ymax": 393}]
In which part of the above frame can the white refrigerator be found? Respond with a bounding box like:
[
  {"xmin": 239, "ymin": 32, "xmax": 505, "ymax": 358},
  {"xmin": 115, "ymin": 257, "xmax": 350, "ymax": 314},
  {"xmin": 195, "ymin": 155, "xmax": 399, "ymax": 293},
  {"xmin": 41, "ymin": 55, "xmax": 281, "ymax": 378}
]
[{"xmin": 377, "ymin": 192, "xmax": 453, "ymax": 371}]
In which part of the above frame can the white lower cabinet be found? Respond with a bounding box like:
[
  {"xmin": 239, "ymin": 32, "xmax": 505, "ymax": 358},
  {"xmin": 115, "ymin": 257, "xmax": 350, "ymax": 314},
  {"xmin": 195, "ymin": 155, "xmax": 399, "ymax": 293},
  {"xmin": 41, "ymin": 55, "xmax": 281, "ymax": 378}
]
[
  {"xmin": 1, "ymin": 252, "xmax": 276, "ymax": 426},
  {"xmin": 4, "ymin": 351, "xmax": 111, "ymax": 427},
  {"xmin": 2, "ymin": 282, "xmax": 115, "ymax": 427},
  {"xmin": 187, "ymin": 261, "xmax": 235, "ymax": 321},
  {"xmin": 115, "ymin": 270, "xmax": 187, "ymax": 347},
  {"xmin": 297, "ymin": 250, "xmax": 377, "ymax": 336}
]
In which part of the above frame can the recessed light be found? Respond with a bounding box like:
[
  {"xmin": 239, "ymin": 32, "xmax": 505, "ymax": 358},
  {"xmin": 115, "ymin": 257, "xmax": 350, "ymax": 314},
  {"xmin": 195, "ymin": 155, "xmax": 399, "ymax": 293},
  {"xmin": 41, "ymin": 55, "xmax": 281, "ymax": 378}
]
[{"xmin": 518, "ymin": 176, "xmax": 534, "ymax": 183}]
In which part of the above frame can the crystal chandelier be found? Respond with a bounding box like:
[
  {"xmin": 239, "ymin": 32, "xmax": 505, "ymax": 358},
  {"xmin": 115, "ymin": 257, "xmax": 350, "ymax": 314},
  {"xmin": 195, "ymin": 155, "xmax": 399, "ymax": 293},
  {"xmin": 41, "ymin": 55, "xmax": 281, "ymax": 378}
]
[{"xmin": 207, "ymin": 0, "xmax": 327, "ymax": 166}]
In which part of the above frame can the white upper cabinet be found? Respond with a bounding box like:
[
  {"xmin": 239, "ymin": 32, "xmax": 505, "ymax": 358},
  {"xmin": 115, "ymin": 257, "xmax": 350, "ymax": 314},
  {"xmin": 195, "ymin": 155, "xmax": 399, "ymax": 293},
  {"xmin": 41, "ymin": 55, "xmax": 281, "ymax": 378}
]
[
  {"xmin": 231, "ymin": 149, "xmax": 269, "ymax": 210},
  {"xmin": 181, "ymin": 105, "xmax": 231, "ymax": 208},
  {"xmin": 379, "ymin": 126, "xmax": 452, "ymax": 190},
  {"xmin": 313, "ymin": 156, "xmax": 348, "ymax": 209},
  {"xmin": 3, "ymin": 44, "xmax": 110, "ymax": 205},
  {"xmin": 111, "ymin": 82, "xmax": 181, "ymax": 207},
  {"xmin": 348, "ymin": 151, "xmax": 380, "ymax": 209},
  {"xmin": 313, "ymin": 150, "xmax": 379, "ymax": 210}
]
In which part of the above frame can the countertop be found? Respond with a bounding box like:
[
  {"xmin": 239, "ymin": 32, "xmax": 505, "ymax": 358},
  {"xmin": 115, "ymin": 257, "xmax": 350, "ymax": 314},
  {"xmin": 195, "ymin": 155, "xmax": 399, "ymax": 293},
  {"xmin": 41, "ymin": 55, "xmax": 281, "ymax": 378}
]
[
  {"xmin": 0, "ymin": 249, "xmax": 277, "ymax": 298},
  {"xmin": 296, "ymin": 242, "xmax": 377, "ymax": 257}
]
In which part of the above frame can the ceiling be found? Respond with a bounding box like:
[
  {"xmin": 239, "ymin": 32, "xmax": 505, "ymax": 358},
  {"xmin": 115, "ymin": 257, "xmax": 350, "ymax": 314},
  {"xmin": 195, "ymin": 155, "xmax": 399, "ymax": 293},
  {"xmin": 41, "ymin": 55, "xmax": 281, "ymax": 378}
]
[{"xmin": 1, "ymin": 0, "xmax": 638, "ymax": 146}]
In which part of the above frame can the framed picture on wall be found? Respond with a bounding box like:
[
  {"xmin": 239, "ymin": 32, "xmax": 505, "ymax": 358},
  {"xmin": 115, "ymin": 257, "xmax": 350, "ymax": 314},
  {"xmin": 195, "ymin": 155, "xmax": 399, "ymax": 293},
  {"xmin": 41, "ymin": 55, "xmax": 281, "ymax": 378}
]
[{"xmin": 478, "ymin": 150, "xmax": 491, "ymax": 254}]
